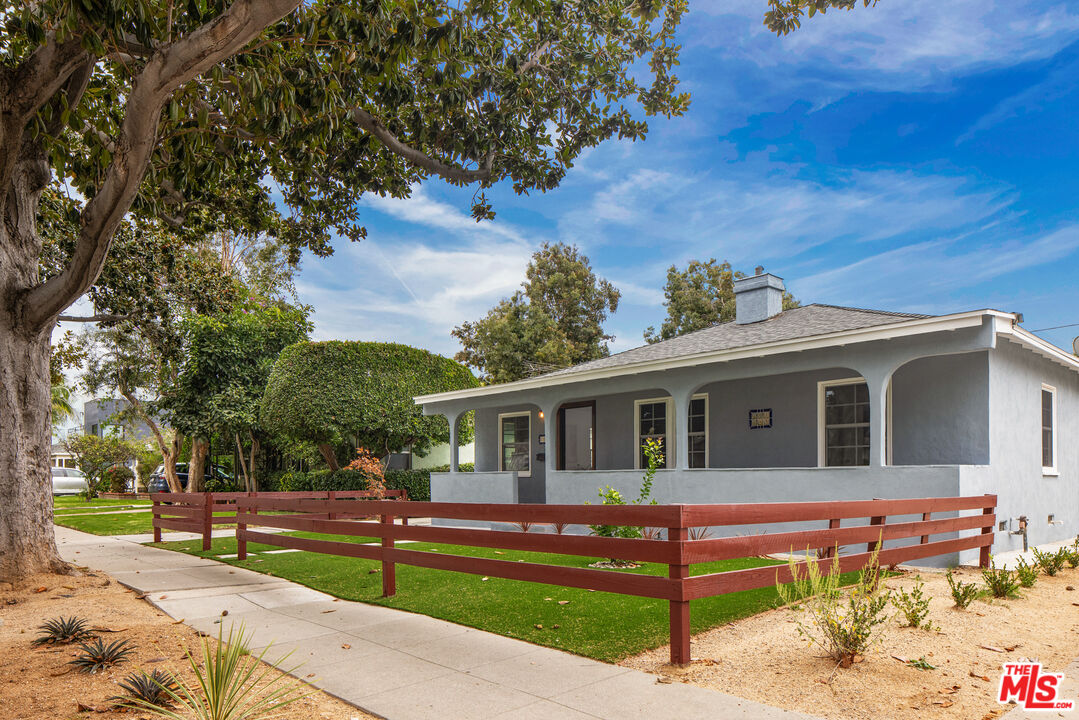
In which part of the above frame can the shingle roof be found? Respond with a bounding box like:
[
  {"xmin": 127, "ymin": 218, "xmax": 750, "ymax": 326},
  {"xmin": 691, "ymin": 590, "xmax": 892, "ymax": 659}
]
[{"xmin": 537, "ymin": 304, "xmax": 933, "ymax": 381}]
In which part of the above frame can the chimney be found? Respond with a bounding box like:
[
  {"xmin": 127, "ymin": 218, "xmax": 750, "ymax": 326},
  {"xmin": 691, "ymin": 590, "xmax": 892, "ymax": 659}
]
[{"xmin": 734, "ymin": 268, "xmax": 786, "ymax": 324}]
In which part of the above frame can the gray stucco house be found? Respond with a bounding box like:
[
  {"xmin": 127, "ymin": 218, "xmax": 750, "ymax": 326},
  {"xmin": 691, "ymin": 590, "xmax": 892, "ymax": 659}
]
[{"xmin": 417, "ymin": 271, "xmax": 1078, "ymax": 563}]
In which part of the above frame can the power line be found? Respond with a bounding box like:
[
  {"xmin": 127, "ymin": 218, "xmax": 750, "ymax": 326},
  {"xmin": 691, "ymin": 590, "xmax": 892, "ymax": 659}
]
[{"xmin": 1030, "ymin": 322, "xmax": 1079, "ymax": 332}]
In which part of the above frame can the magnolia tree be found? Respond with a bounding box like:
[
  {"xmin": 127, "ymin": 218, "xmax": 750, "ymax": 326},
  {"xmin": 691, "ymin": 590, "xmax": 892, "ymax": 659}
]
[{"xmin": 260, "ymin": 342, "xmax": 479, "ymax": 470}]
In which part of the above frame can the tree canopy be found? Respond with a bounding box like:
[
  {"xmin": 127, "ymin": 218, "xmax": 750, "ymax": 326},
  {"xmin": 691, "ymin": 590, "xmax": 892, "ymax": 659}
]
[
  {"xmin": 453, "ymin": 243, "xmax": 620, "ymax": 382},
  {"xmin": 644, "ymin": 259, "xmax": 800, "ymax": 344},
  {"xmin": 260, "ymin": 341, "xmax": 480, "ymax": 470}
]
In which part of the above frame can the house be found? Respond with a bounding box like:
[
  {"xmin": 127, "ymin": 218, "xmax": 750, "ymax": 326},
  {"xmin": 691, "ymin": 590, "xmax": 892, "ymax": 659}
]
[
  {"xmin": 84, "ymin": 398, "xmax": 155, "ymax": 441},
  {"xmin": 415, "ymin": 270, "xmax": 1078, "ymax": 565}
]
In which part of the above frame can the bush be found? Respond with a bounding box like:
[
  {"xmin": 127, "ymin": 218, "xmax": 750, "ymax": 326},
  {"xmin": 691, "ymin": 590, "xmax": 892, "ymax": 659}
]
[
  {"xmin": 426, "ymin": 463, "xmax": 474, "ymax": 473},
  {"xmin": 204, "ymin": 475, "xmax": 239, "ymax": 493},
  {"xmin": 891, "ymin": 577, "xmax": 936, "ymax": 630},
  {"xmin": 982, "ymin": 558, "xmax": 1021, "ymax": 599},
  {"xmin": 276, "ymin": 470, "xmax": 313, "ymax": 492},
  {"xmin": 309, "ymin": 468, "xmax": 378, "ymax": 492},
  {"xmin": 1015, "ymin": 557, "xmax": 1039, "ymax": 588},
  {"xmin": 946, "ymin": 570, "xmax": 982, "ymax": 609},
  {"xmin": 104, "ymin": 465, "xmax": 134, "ymax": 494},
  {"xmin": 778, "ymin": 549, "xmax": 890, "ymax": 666},
  {"xmin": 385, "ymin": 469, "xmax": 431, "ymax": 502},
  {"xmin": 1033, "ymin": 547, "xmax": 1068, "ymax": 576}
]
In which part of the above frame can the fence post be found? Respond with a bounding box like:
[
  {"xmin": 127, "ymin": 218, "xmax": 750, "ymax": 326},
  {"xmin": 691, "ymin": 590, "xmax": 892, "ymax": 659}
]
[
  {"xmin": 868, "ymin": 513, "xmax": 885, "ymax": 554},
  {"xmin": 202, "ymin": 493, "xmax": 214, "ymax": 551},
  {"xmin": 328, "ymin": 491, "xmax": 337, "ymax": 521},
  {"xmin": 920, "ymin": 512, "xmax": 931, "ymax": 545},
  {"xmin": 152, "ymin": 497, "xmax": 162, "ymax": 544},
  {"xmin": 401, "ymin": 489, "xmax": 409, "ymax": 526},
  {"xmin": 980, "ymin": 495, "xmax": 995, "ymax": 568},
  {"xmin": 381, "ymin": 512, "xmax": 396, "ymax": 597},
  {"xmin": 237, "ymin": 495, "xmax": 248, "ymax": 561},
  {"xmin": 668, "ymin": 523, "xmax": 690, "ymax": 666},
  {"xmin": 821, "ymin": 518, "xmax": 840, "ymax": 559}
]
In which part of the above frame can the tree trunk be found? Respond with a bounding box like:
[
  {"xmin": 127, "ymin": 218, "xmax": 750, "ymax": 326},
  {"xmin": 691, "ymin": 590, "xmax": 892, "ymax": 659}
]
[
  {"xmin": 0, "ymin": 315, "xmax": 68, "ymax": 581},
  {"xmin": 118, "ymin": 386, "xmax": 184, "ymax": 492},
  {"xmin": 187, "ymin": 438, "xmax": 208, "ymax": 492},
  {"xmin": 235, "ymin": 433, "xmax": 250, "ymax": 491},
  {"xmin": 318, "ymin": 443, "xmax": 340, "ymax": 471},
  {"xmin": 249, "ymin": 433, "xmax": 258, "ymax": 492}
]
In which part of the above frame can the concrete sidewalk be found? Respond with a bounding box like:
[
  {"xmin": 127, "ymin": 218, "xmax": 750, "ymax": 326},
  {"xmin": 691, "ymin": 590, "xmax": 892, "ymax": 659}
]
[{"xmin": 56, "ymin": 526, "xmax": 814, "ymax": 720}]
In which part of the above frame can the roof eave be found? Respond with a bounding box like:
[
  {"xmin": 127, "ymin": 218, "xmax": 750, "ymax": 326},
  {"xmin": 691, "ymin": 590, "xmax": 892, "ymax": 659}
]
[{"xmin": 417, "ymin": 309, "xmax": 1015, "ymax": 406}]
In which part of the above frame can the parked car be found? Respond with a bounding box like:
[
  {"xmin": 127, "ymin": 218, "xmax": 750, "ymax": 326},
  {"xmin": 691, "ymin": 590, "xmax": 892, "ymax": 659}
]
[
  {"xmin": 51, "ymin": 466, "xmax": 89, "ymax": 496},
  {"xmin": 147, "ymin": 463, "xmax": 233, "ymax": 493}
]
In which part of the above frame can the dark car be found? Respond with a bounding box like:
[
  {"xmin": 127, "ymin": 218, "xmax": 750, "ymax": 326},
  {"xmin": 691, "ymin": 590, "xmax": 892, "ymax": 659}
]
[{"xmin": 147, "ymin": 463, "xmax": 233, "ymax": 493}]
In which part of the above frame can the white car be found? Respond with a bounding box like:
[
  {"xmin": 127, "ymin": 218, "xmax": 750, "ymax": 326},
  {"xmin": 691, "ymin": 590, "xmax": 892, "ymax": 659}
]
[{"xmin": 51, "ymin": 467, "xmax": 89, "ymax": 496}]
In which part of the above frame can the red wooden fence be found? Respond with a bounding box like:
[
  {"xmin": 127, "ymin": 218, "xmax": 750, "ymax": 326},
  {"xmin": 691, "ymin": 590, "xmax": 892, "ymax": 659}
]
[
  {"xmin": 150, "ymin": 490, "xmax": 408, "ymax": 550},
  {"xmin": 232, "ymin": 493, "xmax": 996, "ymax": 665}
]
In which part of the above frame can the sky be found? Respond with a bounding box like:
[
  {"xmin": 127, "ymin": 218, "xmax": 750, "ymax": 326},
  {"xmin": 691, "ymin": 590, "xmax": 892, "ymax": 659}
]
[{"xmin": 290, "ymin": 1, "xmax": 1079, "ymax": 358}]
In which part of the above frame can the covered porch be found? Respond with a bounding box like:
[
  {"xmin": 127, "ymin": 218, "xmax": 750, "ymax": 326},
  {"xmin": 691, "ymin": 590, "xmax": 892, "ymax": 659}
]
[{"xmin": 421, "ymin": 312, "xmax": 1000, "ymax": 511}]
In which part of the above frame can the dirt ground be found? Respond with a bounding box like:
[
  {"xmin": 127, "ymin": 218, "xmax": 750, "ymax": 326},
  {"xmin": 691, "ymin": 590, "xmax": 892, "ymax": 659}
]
[
  {"xmin": 623, "ymin": 565, "xmax": 1079, "ymax": 720},
  {"xmin": 0, "ymin": 571, "xmax": 375, "ymax": 720}
]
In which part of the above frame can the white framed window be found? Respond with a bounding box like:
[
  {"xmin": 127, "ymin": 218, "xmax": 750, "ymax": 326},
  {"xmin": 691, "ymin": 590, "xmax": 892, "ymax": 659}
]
[
  {"xmin": 634, "ymin": 397, "xmax": 671, "ymax": 469},
  {"xmin": 1042, "ymin": 384, "xmax": 1057, "ymax": 475},
  {"xmin": 688, "ymin": 394, "xmax": 709, "ymax": 469},
  {"xmin": 818, "ymin": 378, "xmax": 870, "ymax": 467},
  {"xmin": 498, "ymin": 411, "xmax": 532, "ymax": 477}
]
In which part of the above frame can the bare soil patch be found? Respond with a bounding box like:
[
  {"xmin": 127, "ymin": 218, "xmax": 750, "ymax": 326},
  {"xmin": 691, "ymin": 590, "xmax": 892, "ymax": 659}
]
[
  {"xmin": 623, "ymin": 566, "xmax": 1079, "ymax": 720},
  {"xmin": 0, "ymin": 571, "xmax": 375, "ymax": 720}
]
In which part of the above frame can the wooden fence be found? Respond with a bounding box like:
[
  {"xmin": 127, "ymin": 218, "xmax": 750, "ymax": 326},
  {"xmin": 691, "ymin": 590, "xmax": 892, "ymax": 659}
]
[
  {"xmin": 150, "ymin": 490, "xmax": 408, "ymax": 549},
  {"xmin": 232, "ymin": 493, "xmax": 997, "ymax": 665}
]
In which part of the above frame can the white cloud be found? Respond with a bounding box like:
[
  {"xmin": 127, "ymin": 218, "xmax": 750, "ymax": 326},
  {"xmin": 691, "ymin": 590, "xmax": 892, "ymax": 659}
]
[
  {"xmin": 689, "ymin": 0, "xmax": 1079, "ymax": 90},
  {"xmin": 791, "ymin": 224, "xmax": 1079, "ymax": 310}
]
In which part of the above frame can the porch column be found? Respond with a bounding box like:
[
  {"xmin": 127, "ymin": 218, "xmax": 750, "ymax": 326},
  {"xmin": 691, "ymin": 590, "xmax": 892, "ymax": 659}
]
[
  {"xmin": 445, "ymin": 412, "xmax": 459, "ymax": 472},
  {"xmin": 671, "ymin": 389, "xmax": 694, "ymax": 470},
  {"xmin": 542, "ymin": 404, "xmax": 558, "ymax": 476},
  {"xmin": 863, "ymin": 371, "xmax": 891, "ymax": 468}
]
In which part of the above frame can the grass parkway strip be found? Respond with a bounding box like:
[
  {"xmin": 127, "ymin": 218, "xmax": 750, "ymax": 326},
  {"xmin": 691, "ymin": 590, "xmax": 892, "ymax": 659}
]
[{"xmin": 151, "ymin": 533, "xmax": 805, "ymax": 663}]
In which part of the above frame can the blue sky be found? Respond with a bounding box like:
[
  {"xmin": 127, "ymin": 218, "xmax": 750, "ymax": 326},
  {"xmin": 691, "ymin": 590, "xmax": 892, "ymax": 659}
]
[{"xmin": 297, "ymin": 0, "xmax": 1079, "ymax": 359}]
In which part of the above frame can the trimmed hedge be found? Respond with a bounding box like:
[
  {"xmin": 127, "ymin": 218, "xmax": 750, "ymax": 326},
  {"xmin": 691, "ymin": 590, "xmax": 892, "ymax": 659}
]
[
  {"xmin": 384, "ymin": 469, "xmax": 430, "ymax": 502},
  {"xmin": 260, "ymin": 468, "xmax": 380, "ymax": 493},
  {"xmin": 426, "ymin": 462, "xmax": 474, "ymax": 473}
]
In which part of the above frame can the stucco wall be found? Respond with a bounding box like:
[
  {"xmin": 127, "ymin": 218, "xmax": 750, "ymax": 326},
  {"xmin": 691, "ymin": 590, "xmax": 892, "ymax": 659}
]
[
  {"xmin": 891, "ymin": 352, "xmax": 990, "ymax": 465},
  {"xmin": 960, "ymin": 339, "xmax": 1079, "ymax": 557}
]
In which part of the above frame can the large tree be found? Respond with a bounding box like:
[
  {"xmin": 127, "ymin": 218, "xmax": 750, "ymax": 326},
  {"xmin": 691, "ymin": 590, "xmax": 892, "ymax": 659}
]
[
  {"xmin": 1, "ymin": 0, "xmax": 690, "ymax": 580},
  {"xmin": 643, "ymin": 260, "xmax": 800, "ymax": 344},
  {"xmin": 163, "ymin": 301, "xmax": 311, "ymax": 491},
  {"xmin": 453, "ymin": 243, "xmax": 620, "ymax": 382},
  {"xmin": 260, "ymin": 341, "xmax": 479, "ymax": 470}
]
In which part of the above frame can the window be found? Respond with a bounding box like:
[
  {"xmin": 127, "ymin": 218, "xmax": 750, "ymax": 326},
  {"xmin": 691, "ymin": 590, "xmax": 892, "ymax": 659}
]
[
  {"xmin": 1042, "ymin": 384, "xmax": 1057, "ymax": 475},
  {"xmin": 499, "ymin": 412, "xmax": 531, "ymax": 477},
  {"xmin": 819, "ymin": 379, "xmax": 870, "ymax": 467},
  {"xmin": 635, "ymin": 398, "xmax": 670, "ymax": 469},
  {"xmin": 688, "ymin": 395, "xmax": 708, "ymax": 468}
]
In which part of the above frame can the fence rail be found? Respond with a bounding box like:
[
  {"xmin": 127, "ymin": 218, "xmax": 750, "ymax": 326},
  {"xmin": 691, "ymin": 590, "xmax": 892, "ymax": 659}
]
[
  {"xmin": 231, "ymin": 493, "xmax": 997, "ymax": 665},
  {"xmin": 150, "ymin": 490, "xmax": 408, "ymax": 549}
]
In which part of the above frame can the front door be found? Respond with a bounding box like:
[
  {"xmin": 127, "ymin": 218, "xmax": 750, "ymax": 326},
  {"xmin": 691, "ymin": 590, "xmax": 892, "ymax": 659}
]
[{"xmin": 558, "ymin": 402, "xmax": 595, "ymax": 470}]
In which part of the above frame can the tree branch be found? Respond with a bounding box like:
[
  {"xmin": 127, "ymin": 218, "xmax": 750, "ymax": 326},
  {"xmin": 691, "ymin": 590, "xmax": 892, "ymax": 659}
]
[
  {"xmin": 350, "ymin": 107, "xmax": 496, "ymax": 184},
  {"xmin": 23, "ymin": 0, "xmax": 303, "ymax": 330},
  {"xmin": 57, "ymin": 313, "xmax": 128, "ymax": 323}
]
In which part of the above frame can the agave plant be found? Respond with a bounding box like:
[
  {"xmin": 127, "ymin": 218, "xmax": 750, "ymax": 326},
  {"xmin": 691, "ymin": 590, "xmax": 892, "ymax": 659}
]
[
  {"xmin": 122, "ymin": 624, "xmax": 310, "ymax": 720},
  {"xmin": 70, "ymin": 638, "xmax": 135, "ymax": 674},
  {"xmin": 111, "ymin": 669, "xmax": 179, "ymax": 707},
  {"xmin": 32, "ymin": 616, "xmax": 95, "ymax": 646}
]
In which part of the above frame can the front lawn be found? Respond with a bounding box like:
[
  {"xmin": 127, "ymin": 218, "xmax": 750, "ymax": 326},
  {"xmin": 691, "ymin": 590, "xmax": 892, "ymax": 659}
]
[
  {"xmin": 54, "ymin": 510, "xmax": 158, "ymax": 535},
  {"xmin": 53, "ymin": 496, "xmax": 152, "ymax": 511},
  {"xmin": 152, "ymin": 535, "xmax": 790, "ymax": 662}
]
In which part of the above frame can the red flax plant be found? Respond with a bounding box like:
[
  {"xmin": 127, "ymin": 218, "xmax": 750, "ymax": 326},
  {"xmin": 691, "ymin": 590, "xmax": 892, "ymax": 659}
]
[{"xmin": 346, "ymin": 448, "xmax": 386, "ymax": 497}]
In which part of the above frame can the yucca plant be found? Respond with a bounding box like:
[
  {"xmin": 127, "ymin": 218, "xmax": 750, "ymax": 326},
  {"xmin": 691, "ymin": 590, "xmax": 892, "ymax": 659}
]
[
  {"xmin": 70, "ymin": 638, "xmax": 135, "ymax": 674},
  {"xmin": 122, "ymin": 624, "xmax": 310, "ymax": 720},
  {"xmin": 32, "ymin": 616, "xmax": 95, "ymax": 646},
  {"xmin": 112, "ymin": 670, "xmax": 179, "ymax": 707}
]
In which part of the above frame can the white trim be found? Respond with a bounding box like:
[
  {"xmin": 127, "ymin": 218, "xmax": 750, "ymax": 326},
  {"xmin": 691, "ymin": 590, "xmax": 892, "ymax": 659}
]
[
  {"xmin": 416, "ymin": 309, "xmax": 1008, "ymax": 404},
  {"xmin": 633, "ymin": 396, "xmax": 673, "ymax": 470},
  {"xmin": 688, "ymin": 393, "xmax": 709, "ymax": 469},
  {"xmin": 1042, "ymin": 383, "xmax": 1058, "ymax": 476},
  {"xmin": 997, "ymin": 318, "xmax": 1079, "ymax": 372},
  {"xmin": 817, "ymin": 377, "xmax": 870, "ymax": 468},
  {"xmin": 497, "ymin": 411, "xmax": 532, "ymax": 478}
]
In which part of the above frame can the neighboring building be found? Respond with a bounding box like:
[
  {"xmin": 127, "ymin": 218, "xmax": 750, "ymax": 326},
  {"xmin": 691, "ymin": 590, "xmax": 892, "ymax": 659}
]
[
  {"xmin": 83, "ymin": 398, "xmax": 155, "ymax": 441},
  {"xmin": 50, "ymin": 443, "xmax": 77, "ymax": 469},
  {"xmin": 416, "ymin": 270, "xmax": 1079, "ymax": 566},
  {"xmin": 384, "ymin": 442, "xmax": 477, "ymax": 471}
]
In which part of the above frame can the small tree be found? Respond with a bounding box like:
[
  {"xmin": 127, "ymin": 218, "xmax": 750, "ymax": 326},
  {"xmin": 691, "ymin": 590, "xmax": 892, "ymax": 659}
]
[
  {"xmin": 64, "ymin": 435, "xmax": 136, "ymax": 500},
  {"xmin": 261, "ymin": 342, "xmax": 479, "ymax": 471}
]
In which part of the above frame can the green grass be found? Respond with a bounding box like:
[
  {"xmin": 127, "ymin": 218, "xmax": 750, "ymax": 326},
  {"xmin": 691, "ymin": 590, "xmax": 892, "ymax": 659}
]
[
  {"xmin": 153, "ymin": 535, "xmax": 791, "ymax": 662},
  {"xmin": 53, "ymin": 496, "xmax": 152, "ymax": 510},
  {"xmin": 54, "ymin": 511, "xmax": 159, "ymax": 535}
]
